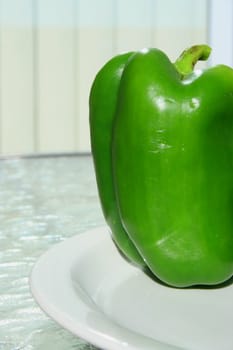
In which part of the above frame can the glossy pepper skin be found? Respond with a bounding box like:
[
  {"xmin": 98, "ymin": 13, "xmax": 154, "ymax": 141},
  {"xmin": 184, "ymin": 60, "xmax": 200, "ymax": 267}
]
[
  {"xmin": 90, "ymin": 45, "xmax": 233, "ymax": 287},
  {"xmin": 89, "ymin": 52, "xmax": 145, "ymax": 266}
]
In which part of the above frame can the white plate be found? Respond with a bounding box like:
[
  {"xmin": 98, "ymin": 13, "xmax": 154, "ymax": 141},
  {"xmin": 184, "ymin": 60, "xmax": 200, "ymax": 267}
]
[{"xmin": 30, "ymin": 227, "xmax": 233, "ymax": 350}]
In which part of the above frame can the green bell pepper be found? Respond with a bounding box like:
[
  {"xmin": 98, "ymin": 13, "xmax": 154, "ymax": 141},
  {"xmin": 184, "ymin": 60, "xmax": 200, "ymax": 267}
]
[{"xmin": 90, "ymin": 44, "xmax": 233, "ymax": 287}]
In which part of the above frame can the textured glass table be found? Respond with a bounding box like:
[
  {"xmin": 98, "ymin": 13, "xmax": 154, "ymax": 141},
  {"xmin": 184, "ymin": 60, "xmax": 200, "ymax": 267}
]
[{"xmin": 0, "ymin": 154, "xmax": 104, "ymax": 350}]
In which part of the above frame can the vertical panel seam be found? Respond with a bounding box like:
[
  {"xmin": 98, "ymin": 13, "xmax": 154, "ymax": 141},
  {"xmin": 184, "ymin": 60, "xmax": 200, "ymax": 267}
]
[
  {"xmin": 73, "ymin": 0, "xmax": 78, "ymax": 151},
  {"xmin": 0, "ymin": 0, "xmax": 2, "ymax": 154},
  {"xmin": 206, "ymin": 0, "xmax": 211, "ymax": 66},
  {"xmin": 150, "ymin": 0, "xmax": 156, "ymax": 46},
  {"xmin": 32, "ymin": 0, "xmax": 39, "ymax": 152},
  {"xmin": 231, "ymin": 0, "xmax": 233, "ymax": 67},
  {"xmin": 112, "ymin": 0, "xmax": 118, "ymax": 54}
]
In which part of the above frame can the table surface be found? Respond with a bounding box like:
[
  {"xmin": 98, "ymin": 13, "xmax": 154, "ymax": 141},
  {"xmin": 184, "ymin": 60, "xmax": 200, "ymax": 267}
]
[{"xmin": 0, "ymin": 154, "xmax": 105, "ymax": 350}]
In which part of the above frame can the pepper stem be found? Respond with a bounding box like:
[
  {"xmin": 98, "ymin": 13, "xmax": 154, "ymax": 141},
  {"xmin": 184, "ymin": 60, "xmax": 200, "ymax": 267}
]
[{"xmin": 174, "ymin": 44, "xmax": 211, "ymax": 77}]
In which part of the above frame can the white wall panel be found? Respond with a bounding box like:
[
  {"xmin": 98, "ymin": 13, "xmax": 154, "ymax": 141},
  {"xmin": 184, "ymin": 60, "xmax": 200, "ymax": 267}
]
[
  {"xmin": 115, "ymin": 0, "xmax": 152, "ymax": 53},
  {"xmin": 37, "ymin": 0, "xmax": 76, "ymax": 152},
  {"xmin": 208, "ymin": 0, "xmax": 233, "ymax": 67},
  {"xmin": 77, "ymin": 0, "xmax": 114, "ymax": 151},
  {"xmin": 0, "ymin": 0, "xmax": 211, "ymax": 155},
  {"xmin": 155, "ymin": 0, "xmax": 207, "ymax": 62},
  {"xmin": 0, "ymin": 0, "xmax": 34, "ymax": 154}
]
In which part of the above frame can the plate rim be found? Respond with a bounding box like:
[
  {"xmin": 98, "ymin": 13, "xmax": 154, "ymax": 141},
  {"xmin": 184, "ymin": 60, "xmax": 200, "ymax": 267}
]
[{"xmin": 30, "ymin": 227, "xmax": 177, "ymax": 350}]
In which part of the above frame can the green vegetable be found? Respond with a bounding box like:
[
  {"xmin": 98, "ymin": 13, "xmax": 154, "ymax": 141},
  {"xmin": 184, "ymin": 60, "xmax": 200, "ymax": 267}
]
[{"xmin": 89, "ymin": 44, "xmax": 233, "ymax": 287}]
